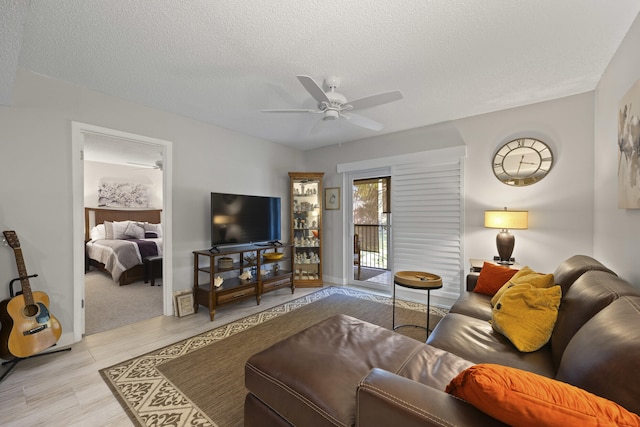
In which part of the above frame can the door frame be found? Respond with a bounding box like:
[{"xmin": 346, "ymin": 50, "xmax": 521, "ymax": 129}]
[
  {"xmin": 344, "ymin": 167, "xmax": 391, "ymax": 291},
  {"xmin": 71, "ymin": 122, "xmax": 173, "ymax": 341}
]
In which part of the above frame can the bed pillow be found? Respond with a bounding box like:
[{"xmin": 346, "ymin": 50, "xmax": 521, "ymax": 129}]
[
  {"xmin": 104, "ymin": 221, "xmax": 114, "ymax": 240},
  {"xmin": 124, "ymin": 221, "xmax": 145, "ymax": 239},
  {"xmin": 111, "ymin": 220, "xmax": 132, "ymax": 240},
  {"xmin": 473, "ymin": 262, "xmax": 519, "ymax": 296},
  {"xmin": 89, "ymin": 224, "xmax": 106, "ymax": 241},
  {"xmin": 491, "ymin": 266, "xmax": 555, "ymax": 306},
  {"xmin": 491, "ymin": 284, "xmax": 562, "ymax": 352},
  {"xmin": 143, "ymin": 222, "xmax": 162, "ymax": 238},
  {"xmin": 446, "ymin": 364, "xmax": 640, "ymax": 427}
]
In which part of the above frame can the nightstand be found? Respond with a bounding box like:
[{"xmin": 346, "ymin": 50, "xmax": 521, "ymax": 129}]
[{"xmin": 469, "ymin": 258, "xmax": 522, "ymax": 273}]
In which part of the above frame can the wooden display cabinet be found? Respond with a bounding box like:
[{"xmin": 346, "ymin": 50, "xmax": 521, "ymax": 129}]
[
  {"xmin": 289, "ymin": 172, "xmax": 324, "ymax": 287},
  {"xmin": 193, "ymin": 244, "xmax": 293, "ymax": 321}
]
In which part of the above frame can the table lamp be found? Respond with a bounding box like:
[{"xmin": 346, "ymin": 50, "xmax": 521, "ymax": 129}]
[{"xmin": 484, "ymin": 208, "xmax": 528, "ymax": 264}]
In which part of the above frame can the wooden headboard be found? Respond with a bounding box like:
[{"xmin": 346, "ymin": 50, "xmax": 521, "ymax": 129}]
[{"xmin": 84, "ymin": 207, "xmax": 162, "ymax": 240}]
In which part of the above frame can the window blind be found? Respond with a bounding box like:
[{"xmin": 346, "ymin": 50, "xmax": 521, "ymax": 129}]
[{"xmin": 391, "ymin": 159, "xmax": 463, "ymax": 304}]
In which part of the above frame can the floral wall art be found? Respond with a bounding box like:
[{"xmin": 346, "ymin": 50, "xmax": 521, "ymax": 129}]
[
  {"xmin": 618, "ymin": 78, "xmax": 640, "ymax": 209},
  {"xmin": 98, "ymin": 177, "xmax": 153, "ymax": 208}
]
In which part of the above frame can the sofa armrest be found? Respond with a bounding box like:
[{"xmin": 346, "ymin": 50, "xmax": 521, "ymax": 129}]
[
  {"xmin": 466, "ymin": 272, "xmax": 479, "ymax": 291},
  {"xmin": 357, "ymin": 368, "xmax": 507, "ymax": 427}
]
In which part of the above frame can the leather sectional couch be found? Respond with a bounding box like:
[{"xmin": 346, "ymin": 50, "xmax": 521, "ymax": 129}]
[{"xmin": 244, "ymin": 255, "xmax": 640, "ymax": 426}]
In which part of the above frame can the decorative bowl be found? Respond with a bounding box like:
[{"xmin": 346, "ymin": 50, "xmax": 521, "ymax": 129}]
[
  {"xmin": 218, "ymin": 257, "xmax": 234, "ymax": 269},
  {"xmin": 263, "ymin": 252, "xmax": 284, "ymax": 261}
]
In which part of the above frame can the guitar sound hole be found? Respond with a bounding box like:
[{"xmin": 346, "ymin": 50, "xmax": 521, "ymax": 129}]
[{"xmin": 23, "ymin": 304, "xmax": 39, "ymax": 317}]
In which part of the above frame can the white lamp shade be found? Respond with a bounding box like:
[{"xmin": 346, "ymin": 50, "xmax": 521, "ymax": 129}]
[{"xmin": 484, "ymin": 210, "xmax": 528, "ymax": 230}]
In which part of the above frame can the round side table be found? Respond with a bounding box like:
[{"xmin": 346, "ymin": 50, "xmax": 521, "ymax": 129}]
[{"xmin": 393, "ymin": 271, "xmax": 443, "ymax": 337}]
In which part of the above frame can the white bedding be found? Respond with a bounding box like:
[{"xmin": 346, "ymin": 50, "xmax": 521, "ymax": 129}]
[{"xmin": 86, "ymin": 238, "xmax": 162, "ymax": 282}]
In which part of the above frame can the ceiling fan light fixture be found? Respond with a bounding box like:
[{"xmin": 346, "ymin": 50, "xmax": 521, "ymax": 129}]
[{"xmin": 324, "ymin": 110, "xmax": 340, "ymax": 121}]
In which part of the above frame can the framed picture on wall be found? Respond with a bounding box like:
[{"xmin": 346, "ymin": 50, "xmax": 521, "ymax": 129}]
[
  {"xmin": 325, "ymin": 187, "xmax": 340, "ymax": 210},
  {"xmin": 618, "ymin": 78, "xmax": 640, "ymax": 209}
]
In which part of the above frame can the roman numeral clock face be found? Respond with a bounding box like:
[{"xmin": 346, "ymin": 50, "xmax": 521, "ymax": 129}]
[{"xmin": 492, "ymin": 138, "xmax": 554, "ymax": 186}]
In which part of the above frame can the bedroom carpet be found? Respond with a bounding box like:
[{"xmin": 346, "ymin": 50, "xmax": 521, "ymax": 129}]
[
  {"xmin": 99, "ymin": 286, "xmax": 448, "ymax": 427},
  {"xmin": 84, "ymin": 270, "xmax": 163, "ymax": 335}
]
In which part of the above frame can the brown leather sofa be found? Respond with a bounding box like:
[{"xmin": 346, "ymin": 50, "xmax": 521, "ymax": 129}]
[{"xmin": 244, "ymin": 255, "xmax": 640, "ymax": 426}]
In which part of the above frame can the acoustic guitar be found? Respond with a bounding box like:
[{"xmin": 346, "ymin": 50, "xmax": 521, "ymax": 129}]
[{"xmin": 0, "ymin": 231, "xmax": 62, "ymax": 359}]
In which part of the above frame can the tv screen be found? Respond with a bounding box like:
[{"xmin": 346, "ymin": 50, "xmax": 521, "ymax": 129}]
[{"xmin": 211, "ymin": 192, "xmax": 281, "ymax": 247}]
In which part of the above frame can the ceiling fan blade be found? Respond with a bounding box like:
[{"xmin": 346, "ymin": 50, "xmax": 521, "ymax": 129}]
[
  {"xmin": 341, "ymin": 112, "xmax": 384, "ymax": 131},
  {"xmin": 348, "ymin": 90, "xmax": 403, "ymax": 111},
  {"xmin": 126, "ymin": 161, "xmax": 159, "ymax": 169},
  {"xmin": 297, "ymin": 75, "xmax": 330, "ymax": 104},
  {"xmin": 309, "ymin": 118, "xmax": 329, "ymax": 134},
  {"xmin": 261, "ymin": 108, "xmax": 319, "ymax": 113}
]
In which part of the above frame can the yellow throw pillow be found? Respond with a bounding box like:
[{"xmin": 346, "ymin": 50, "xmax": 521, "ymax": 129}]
[
  {"xmin": 491, "ymin": 266, "xmax": 555, "ymax": 307},
  {"xmin": 491, "ymin": 284, "xmax": 562, "ymax": 352}
]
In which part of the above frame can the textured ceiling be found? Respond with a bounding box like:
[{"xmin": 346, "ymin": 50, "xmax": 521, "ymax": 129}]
[{"xmin": 3, "ymin": 1, "xmax": 640, "ymax": 151}]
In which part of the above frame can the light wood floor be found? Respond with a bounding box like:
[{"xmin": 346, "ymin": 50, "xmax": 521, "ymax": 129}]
[{"xmin": 0, "ymin": 287, "xmax": 321, "ymax": 427}]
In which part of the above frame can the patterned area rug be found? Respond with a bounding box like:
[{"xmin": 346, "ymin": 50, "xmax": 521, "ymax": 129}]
[{"xmin": 100, "ymin": 286, "xmax": 448, "ymax": 427}]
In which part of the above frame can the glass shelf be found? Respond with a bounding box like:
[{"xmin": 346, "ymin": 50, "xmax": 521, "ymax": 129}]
[{"xmin": 289, "ymin": 172, "xmax": 324, "ymax": 287}]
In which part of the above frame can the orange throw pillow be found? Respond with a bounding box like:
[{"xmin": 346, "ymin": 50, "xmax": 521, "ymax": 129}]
[
  {"xmin": 446, "ymin": 364, "xmax": 640, "ymax": 427},
  {"xmin": 473, "ymin": 262, "xmax": 518, "ymax": 296}
]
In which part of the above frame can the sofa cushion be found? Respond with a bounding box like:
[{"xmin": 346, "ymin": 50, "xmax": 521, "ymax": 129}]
[
  {"xmin": 427, "ymin": 313, "xmax": 555, "ymax": 377},
  {"xmin": 473, "ymin": 262, "xmax": 519, "ymax": 296},
  {"xmin": 449, "ymin": 291, "xmax": 493, "ymax": 321},
  {"xmin": 395, "ymin": 344, "xmax": 475, "ymax": 390},
  {"xmin": 550, "ymin": 271, "xmax": 640, "ymax": 368},
  {"xmin": 552, "ymin": 254, "xmax": 616, "ymax": 294},
  {"xmin": 446, "ymin": 364, "xmax": 640, "ymax": 427},
  {"xmin": 556, "ymin": 296, "xmax": 640, "ymax": 415},
  {"xmin": 491, "ymin": 266, "xmax": 554, "ymax": 307},
  {"xmin": 358, "ymin": 368, "xmax": 506, "ymax": 427},
  {"xmin": 491, "ymin": 284, "xmax": 562, "ymax": 352}
]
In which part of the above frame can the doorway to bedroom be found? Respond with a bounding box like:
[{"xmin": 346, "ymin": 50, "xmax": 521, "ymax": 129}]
[
  {"xmin": 72, "ymin": 122, "xmax": 173, "ymax": 338},
  {"xmin": 83, "ymin": 136, "xmax": 164, "ymax": 334}
]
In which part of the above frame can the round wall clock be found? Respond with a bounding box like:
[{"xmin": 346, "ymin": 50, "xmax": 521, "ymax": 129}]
[{"xmin": 492, "ymin": 138, "xmax": 554, "ymax": 186}]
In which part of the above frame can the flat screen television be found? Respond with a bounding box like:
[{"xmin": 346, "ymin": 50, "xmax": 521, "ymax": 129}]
[{"xmin": 211, "ymin": 192, "xmax": 281, "ymax": 247}]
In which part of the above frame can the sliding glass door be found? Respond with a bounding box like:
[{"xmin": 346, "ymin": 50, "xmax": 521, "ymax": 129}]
[
  {"xmin": 353, "ymin": 176, "xmax": 390, "ymax": 271},
  {"xmin": 342, "ymin": 147, "xmax": 465, "ymax": 305},
  {"xmin": 348, "ymin": 170, "xmax": 393, "ymax": 289}
]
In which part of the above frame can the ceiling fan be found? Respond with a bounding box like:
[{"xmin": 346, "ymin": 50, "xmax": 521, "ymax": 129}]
[
  {"xmin": 262, "ymin": 75, "xmax": 403, "ymax": 132},
  {"xmin": 126, "ymin": 160, "xmax": 163, "ymax": 170}
]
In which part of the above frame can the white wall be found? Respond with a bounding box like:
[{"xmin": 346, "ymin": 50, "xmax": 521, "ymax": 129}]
[
  {"xmin": 305, "ymin": 92, "xmax": 596, "ymax": 293},
  {"xmin": 594, "ymin": 13, "xmax": 640, "ymax": 285},
  {"xmin": 0, "ymin": 70, "xmax": 304, "ymax": 340},
  {"xmin": 459, "ymin": 93, "xmax": 595, "ymax": 274}
]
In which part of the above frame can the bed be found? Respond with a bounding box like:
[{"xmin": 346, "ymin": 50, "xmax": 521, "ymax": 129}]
[{"xmin": 85, "ymin": 207, "xmax": 163, "ymax": 286}]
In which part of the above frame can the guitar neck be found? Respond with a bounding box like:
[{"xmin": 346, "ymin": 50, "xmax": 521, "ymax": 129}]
[{"xmin": 12, "ymin": 247, "xmax": 35, "ymax": 306}]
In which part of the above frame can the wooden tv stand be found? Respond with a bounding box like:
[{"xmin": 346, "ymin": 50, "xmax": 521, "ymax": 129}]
[{"xmin": 193, "ymin": 243, "xmax": 294, "ymax": 321}]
